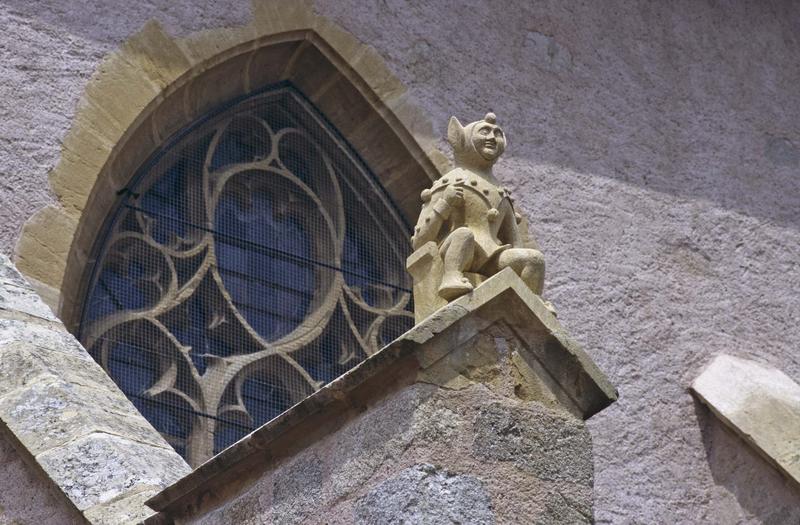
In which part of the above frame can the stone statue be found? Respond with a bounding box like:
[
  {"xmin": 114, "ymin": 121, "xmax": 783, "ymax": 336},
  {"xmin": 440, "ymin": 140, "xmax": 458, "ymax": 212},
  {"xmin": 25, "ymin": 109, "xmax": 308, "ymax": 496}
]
[{"xmin": 406, "ymin": 113, "xmax": 550, "ymax": 321}]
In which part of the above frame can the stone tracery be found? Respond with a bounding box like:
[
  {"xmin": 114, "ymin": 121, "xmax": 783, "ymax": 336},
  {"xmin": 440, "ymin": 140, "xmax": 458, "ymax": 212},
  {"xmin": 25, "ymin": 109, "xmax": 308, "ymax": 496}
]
[{"xmin": 79, "ymin": 86, "xmax": 414, "ymax": 466}]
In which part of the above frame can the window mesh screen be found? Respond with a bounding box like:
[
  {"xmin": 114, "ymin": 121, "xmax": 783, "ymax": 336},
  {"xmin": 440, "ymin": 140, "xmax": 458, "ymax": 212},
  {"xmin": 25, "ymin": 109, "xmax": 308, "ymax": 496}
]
[{"xmin": 79, "ymin": 85, "xmax": 415, "ymax": 466}]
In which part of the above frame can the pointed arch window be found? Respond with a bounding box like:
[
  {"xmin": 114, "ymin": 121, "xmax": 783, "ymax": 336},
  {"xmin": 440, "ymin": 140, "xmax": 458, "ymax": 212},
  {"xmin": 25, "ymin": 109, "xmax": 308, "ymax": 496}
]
[{"xmin": 79, "ymin": 84, "xmax": 414, "ymax": 466}]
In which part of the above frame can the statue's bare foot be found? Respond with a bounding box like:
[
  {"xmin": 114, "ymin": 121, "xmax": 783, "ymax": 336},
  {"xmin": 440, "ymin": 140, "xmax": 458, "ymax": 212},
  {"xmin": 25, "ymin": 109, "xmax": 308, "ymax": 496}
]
[{"xmin": 438, "ymin": 272, "xmax": 473, "ymax": 300}]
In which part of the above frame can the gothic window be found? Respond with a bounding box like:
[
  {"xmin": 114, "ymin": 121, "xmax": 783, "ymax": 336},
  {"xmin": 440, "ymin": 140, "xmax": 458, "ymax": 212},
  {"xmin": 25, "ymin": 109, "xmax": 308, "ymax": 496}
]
[{"xmin": 78, "ymin": 84, "xmax": 414, "ymax": 466}]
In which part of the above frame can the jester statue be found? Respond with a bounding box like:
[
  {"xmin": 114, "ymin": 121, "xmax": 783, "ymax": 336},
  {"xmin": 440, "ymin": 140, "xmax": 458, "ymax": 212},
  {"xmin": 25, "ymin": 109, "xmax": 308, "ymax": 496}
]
[{"xmin": 406, "ymin": 112, "xmax": 550, "ymax": 322}]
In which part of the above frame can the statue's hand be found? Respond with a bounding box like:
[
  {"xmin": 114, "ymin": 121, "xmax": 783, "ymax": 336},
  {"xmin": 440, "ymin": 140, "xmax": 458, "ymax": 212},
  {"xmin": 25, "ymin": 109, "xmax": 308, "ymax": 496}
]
[{"xmin": 443, "ymin": 185, "xmax": 464, "ymax": 207}]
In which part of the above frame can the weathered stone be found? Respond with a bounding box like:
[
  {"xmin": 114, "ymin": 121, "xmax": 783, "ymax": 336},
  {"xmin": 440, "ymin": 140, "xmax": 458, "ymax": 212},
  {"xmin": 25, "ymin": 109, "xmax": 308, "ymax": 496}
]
[
  {"xmin": 324, "ymin": 384, "xmax": 434, "ymax": 500},
  {"xmin": 14, "ymin": 205, "xmax": 77, "ymax": 291},
  {"xmin": 472, "ymin": 402, "xmax": 593, "ymax": 486},
  {"xmin": 354, "ymin": 464, "xmax": 494, "ymax": 525},
  {"xmin": 83, "ymin": 487, "xmax": 162, "ymax": 525},
  {"xmin": 0, "ymin": 258, "xmax": 191, "ymax": 523},
  {"xmin": 0, "ymin": 376, "xmax": 170, "ymax": 455},
  {"xmin": 410, "ymin": 268, "xmax": 617, "ymax": 418},
  {"xmin": 38, "ymin": 433, "xmax": 190, "ymax": 511},
  {"xmin": 539, "ymin": 488, "xmax": 593, "ymax": 524},
  {"xmin": 0, "ymin": 254, "xmax": 28, "ymax": 288},
  {"xmin": 271, "ymin": 453, "xmax": 324, "ymax": 525},
  {"xmin": 692, "ymin": 354, "xmax": 800, "ymax": 486},
  {"xmin": 0, "ymin": 428, "xmax": 85, "ymax": 525},
  {"xmin": 0, "ymin": 340, "xmax": 116, "ymax": 394},
  {"xmin": 0, "ymin": 278, "xmax": 57, "ymax": 322},
  {"xmin": 0, "ymin": 319, "xmax": 89, "ymax": 359}
]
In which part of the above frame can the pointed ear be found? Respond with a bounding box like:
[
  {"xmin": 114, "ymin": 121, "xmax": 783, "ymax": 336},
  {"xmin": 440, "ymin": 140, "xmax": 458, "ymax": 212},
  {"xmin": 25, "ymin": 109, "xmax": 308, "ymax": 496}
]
[{"xmin": 447, "ymin": 116, "xmax": 464, "ymax": 148}]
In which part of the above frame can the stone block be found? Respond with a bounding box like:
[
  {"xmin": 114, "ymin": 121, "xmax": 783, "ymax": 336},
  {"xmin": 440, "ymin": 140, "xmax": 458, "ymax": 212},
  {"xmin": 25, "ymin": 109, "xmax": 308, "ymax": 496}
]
[
  {"xmin": 271, "ymin": 453, "xmax": 324, "ymax": 525},
  {"xmin": 120, "ymin": 21, "xmax": 192, "ymax": 89},
  {"xmin": 0, "ymin": 374, "xmax": 169, "ymax": 456},
  {"xmin": 407, "ymin": 268, "xmax": 617, "ymax": 419},
  {"xmin": 354, "ymin": 464, "xmax": 494, "ymax": 525},
  {"xmin": 691, "ymin": 354, "xmax": 800, "ymax": 486},
  {"xmin": 83, "ymin": 487, "xmax": 163, "ymax": 525},
  {"xmin": 0, "ymin": 258, "xmax": 191, "ymax": 523},
  {"xmin": 0, "ymin": 340, "xmax": 113, "ymax": 398},
  {"xmin": 37, "ymin": 433, "xmax": 190, "ymax": 511},
  {"xmin": 0, "ymin": 254, "xmax": 28, "ymax": 288},
  {"xmin": 472, "ymin": 402, "xmax": 593, "ymax": 485},
  {"xmin": 83, "ymin": 51, "xmax": 161, "ymax": 130},
  {"xmin": 0, "ymin": 279, "xmax": 58, "ymax": 322},
  {"xmin": 14, "ymin": 205, "xmax": 77, "ymax": 290},
  {"xmin": 0, "ymin": 319, "xmax": 88, "ymax": 358}
]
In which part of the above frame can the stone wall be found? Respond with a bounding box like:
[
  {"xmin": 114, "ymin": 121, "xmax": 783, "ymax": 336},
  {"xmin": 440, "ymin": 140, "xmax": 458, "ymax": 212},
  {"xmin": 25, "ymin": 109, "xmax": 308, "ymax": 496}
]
[
  {"xmin": 191, "ymin": 384, "xmax": 593, "ymax": 525},
  {"xmin": 0, "ymin": 255, "xmax": 191, "ymax": 523},
  {"xmin": 0, "ymin": 428, "xmax": 84, "ymax": 525},
  {"xmin": 1, "ymin": 0, "xmax": 799, "ymax": 521}
]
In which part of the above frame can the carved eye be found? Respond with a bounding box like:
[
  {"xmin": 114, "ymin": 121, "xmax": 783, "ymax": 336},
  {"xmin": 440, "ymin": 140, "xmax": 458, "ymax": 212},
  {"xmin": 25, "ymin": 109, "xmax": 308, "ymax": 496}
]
[{"xmin": 479, "ymin": 126, "xmax": 491, "ymax": 135}]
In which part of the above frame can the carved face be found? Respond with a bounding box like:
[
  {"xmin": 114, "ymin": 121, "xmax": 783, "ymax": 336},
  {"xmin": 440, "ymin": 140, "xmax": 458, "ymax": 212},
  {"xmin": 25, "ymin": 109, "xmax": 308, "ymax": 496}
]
[{"xmin": 470, "ymin": 122, "xmax": 506, "ymax": 161}]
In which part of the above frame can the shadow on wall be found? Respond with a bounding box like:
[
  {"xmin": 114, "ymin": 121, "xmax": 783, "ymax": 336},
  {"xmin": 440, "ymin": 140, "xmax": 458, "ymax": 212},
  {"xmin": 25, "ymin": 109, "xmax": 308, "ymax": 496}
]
[
  {"xmin": 1, "ymin": 0, "xmax": 253, "ymax": 44},
  {"xmin": 6, "ymin": 0, "xmax": 800, "ymax": 229},
  {"xmin": 693, "ymin": 399, "xmax": 800, "ymax": 524}
]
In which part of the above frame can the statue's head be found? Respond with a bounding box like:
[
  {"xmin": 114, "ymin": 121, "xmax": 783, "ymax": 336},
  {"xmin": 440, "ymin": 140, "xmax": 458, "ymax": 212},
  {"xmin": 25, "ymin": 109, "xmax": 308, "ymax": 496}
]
[{"xmin": 447, "ymin": 112, "xmax": 506, "ymax": 171}]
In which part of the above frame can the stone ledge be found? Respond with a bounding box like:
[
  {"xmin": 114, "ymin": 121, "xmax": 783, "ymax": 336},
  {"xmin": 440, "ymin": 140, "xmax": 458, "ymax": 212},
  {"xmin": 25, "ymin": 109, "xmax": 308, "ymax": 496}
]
[
  {"xmin": 691, "ymin": 354, "xmax": 800, "ymax": 487},
  {"xmin": 0, "ymin": 255, "xmax": 191, "ymax": 524},
  {"xmin": 37, "ymin": 433, "xmax": 190, "ymax": 511},
  {"xmin": 146, "ymin": 267, "xmax": 616, "ymax": 520}
]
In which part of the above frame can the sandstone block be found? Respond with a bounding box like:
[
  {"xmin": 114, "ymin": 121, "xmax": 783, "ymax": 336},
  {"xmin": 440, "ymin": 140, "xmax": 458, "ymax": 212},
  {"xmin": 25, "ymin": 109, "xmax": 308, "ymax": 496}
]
[{"xmin": 692, "ymin": 354, "xmax": 800, "ymax": 487}]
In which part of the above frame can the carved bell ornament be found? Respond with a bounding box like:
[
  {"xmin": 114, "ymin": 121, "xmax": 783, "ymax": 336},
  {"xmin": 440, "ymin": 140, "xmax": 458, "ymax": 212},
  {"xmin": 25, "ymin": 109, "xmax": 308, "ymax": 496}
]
[{"xmin": 406, "ymin": 112, "xmax": 554, "ymax": 322}]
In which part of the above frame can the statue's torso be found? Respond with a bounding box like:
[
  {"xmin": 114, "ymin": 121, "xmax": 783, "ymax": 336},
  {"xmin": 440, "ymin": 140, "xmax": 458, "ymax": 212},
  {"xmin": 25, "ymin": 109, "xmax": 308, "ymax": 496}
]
[{"xmin": 431, "ymin": 168, "xmax": 517, "ymax": 266}]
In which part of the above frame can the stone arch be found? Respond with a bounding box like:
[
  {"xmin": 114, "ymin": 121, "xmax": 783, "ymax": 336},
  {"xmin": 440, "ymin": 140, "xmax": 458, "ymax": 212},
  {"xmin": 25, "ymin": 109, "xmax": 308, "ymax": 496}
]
[{"xmin": 14, "ymin": 0, "xmax": 448, "ymax": 332}]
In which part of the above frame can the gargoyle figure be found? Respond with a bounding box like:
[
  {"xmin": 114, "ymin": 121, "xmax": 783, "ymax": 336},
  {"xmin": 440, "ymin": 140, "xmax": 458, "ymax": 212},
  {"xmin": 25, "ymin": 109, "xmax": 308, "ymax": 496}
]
[{"xmin": 408, "ymin": 113, "xmax": 548, "ymax": 315}]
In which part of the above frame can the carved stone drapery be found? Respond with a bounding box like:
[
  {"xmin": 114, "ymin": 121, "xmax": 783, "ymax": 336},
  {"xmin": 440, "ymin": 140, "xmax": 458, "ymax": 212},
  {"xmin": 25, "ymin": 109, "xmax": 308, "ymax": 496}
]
[{"xmin": 79, "ymin": 86, "xmax": 414, "ymax": 466}]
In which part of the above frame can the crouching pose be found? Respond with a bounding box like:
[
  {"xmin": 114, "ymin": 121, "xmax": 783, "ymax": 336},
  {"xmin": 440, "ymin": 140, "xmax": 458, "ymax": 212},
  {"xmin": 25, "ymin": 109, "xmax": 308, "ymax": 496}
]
[{"xmin": 410, "ymin": 112, "xmax": 547, "ymax": 304}]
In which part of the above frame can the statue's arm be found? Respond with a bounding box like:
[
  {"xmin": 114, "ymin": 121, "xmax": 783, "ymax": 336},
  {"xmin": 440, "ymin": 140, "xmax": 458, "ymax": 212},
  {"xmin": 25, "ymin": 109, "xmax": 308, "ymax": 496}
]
[{"xmin": 411, "ymin": 187, "xmax": 460, "ymax": 250}]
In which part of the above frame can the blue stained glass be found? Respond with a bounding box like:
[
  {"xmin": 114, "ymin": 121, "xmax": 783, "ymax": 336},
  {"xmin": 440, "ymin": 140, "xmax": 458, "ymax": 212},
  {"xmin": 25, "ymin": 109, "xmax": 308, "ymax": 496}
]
[{"xmin": 79, "ymin": 85, "xmax": 414, "ymax": 466}]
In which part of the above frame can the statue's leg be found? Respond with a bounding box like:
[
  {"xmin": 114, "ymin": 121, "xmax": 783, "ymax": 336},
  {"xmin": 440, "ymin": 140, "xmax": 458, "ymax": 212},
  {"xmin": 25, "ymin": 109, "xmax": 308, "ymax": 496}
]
[
  {"xmin": 495, "ymin": 248, "xmax": 545, "ymax": 295},
  {"xmin": 438, "ymin": 227, "xmax": 475, "ymax": 300}
]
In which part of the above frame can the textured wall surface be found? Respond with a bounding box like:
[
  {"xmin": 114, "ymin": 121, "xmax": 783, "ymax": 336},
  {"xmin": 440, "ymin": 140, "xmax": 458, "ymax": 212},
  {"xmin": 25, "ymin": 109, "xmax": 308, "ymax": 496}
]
[
  {"xmin": 0, "ymin": 254, "xmax": 192, "ymax": 524},
  {"xmin": 0, "ymin": 0, "xmax": 799, "ymax": 522},
  {"xmin": 0, "ymin": 0, "xmax": 252, "ymax": 254},
  {"xmin": 0, "ymin": 428, "xmax": 83, "ymax": 525},
  {"xmin": 191, "ymin": 384, "xmax": 594, "ymax": 524}
]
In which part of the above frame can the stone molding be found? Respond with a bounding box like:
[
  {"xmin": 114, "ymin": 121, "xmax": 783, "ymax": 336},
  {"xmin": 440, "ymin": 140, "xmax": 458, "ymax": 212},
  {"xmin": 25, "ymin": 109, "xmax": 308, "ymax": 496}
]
[
  {"xmin": 145, "ymin": 267, "xmax": 616, "ymax": 521},
  {"xmin": 0, "ymin": 254, "xmax": 191, "ymax": 524},
  {"xmin": 14, "ymin": 0, "xmax": 448, "ymax": 331},
  {"xmin": 692, "ymin": 354, "xmax": 800, "ymax": 488}
]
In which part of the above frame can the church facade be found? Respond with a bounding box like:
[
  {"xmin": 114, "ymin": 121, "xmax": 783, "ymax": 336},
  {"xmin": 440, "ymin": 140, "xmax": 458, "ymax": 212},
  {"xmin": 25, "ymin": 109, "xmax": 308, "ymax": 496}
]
[{"xmin": 1, "ymin": 1, "xmax": 799, "ymax": 523}]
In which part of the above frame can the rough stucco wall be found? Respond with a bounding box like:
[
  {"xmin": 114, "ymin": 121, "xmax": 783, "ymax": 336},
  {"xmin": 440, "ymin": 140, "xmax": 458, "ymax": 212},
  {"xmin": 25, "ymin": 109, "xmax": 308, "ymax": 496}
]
[
  {"xmin": 0, "ymin": 0, "xmax": 252, "ymax": 255},
  {"xmin": 0, "ymin": 0, "xmax": 798, "ymax": 522},
  {"xmin": 0, "ymin": 428, "xmax": 83, "ymax": 525}
]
